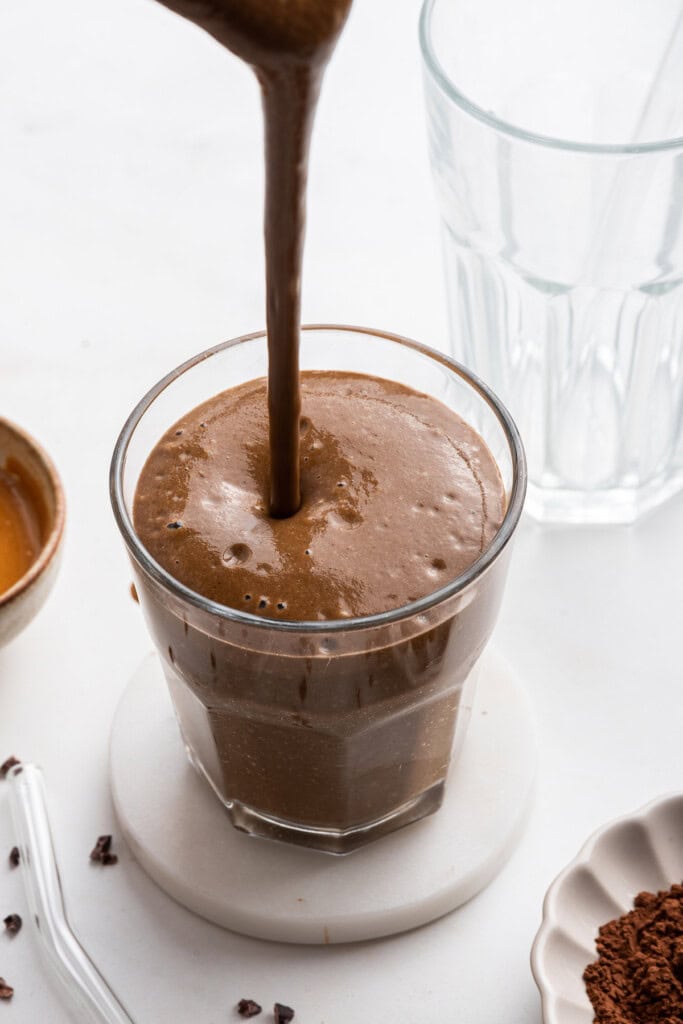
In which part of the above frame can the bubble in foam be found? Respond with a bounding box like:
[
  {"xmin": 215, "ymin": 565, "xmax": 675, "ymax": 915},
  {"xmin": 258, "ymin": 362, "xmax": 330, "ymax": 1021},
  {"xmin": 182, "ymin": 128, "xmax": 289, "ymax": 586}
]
[
  {"xmin": 222, "ymin": 543, "xmax": 251, "ymax": 567},
  {"xmin": 426, "ymin": 555, "xmax": 448, "ymax": 579},
  {"xmin": 330, "ymin": 507, "xmax": 361, "ymax": 528}
]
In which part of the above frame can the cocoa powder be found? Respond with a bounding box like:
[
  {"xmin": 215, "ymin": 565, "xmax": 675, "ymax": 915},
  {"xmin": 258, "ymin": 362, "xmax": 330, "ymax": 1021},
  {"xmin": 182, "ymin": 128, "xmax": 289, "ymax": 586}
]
[{"xmin": 583, "ymin": 883, "xmax": 683, "ymax": 1023}]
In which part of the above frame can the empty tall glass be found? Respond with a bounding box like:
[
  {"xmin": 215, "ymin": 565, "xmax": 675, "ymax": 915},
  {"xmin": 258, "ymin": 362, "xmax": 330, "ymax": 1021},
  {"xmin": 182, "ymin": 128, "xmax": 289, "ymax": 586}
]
[{"xmin": 421, "ymin": 0, "xmax": 683, "ymax": 523}]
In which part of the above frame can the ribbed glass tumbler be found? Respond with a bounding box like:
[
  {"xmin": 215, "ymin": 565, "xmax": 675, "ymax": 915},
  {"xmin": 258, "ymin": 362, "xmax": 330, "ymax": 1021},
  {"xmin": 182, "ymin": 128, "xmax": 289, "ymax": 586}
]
[
  {"xmin": 421, "ymin": 0, "xmax": 683, "ymax": 523},
  {"xmin": 111, "ymin": 327, "xmax": 526, "ymax": 854}
]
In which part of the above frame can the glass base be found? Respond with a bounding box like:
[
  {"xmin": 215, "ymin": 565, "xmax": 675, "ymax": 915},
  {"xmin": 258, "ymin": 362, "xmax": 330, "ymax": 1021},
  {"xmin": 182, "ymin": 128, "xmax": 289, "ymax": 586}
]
[
  {"xmin": 226, "ymin": 785, "xmax": 446, "ymax": 855},
  {"xmin": 183, "ymin": 738, "xmax": 445, "ymax": 854},
  {"xmin": 525, "ymin": 468, "xmax": 683, "ymax": 525}
]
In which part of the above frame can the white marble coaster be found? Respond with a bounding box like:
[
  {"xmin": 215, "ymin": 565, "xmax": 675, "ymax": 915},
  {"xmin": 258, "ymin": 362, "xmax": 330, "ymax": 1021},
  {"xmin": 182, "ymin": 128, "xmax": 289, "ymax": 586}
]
[{"xmin": 110, "ymin": 648, "xmax": 536, "ymax": 944}]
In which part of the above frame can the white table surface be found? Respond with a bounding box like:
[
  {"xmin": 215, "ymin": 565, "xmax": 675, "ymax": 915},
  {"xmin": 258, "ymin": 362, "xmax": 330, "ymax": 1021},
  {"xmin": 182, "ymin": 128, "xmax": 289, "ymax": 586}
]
[{"xmin": 1, "ymin": 1, "xmax": 682, "ymax": 1021}]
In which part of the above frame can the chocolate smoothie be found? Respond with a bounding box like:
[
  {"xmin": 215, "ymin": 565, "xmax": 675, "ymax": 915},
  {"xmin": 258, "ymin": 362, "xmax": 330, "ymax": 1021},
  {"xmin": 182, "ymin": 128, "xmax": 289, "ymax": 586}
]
[
  {"xmin": 132, "ymin": 367, "xmax": 508, "ymax": 843},
  {"xmin": 135, "ymin": 371, "xmax": 505, "ymax": 619}
]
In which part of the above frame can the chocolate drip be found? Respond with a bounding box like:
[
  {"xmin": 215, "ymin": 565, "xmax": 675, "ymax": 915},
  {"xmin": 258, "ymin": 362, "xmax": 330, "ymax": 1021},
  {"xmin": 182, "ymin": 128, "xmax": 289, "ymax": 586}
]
[
  {"xmin": 153, "ymin": 0, "xmax": 353, "ymax": 516},
  {"xmin": 259, "ymin": 65, "xmax": 318, "ymax": 516}
]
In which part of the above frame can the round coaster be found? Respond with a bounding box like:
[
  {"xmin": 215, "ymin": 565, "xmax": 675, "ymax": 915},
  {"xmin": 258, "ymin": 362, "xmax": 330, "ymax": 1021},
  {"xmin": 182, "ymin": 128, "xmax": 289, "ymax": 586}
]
[{"xmin": 110, "ymin": 649, "xmax": 536, "ymax": 944}]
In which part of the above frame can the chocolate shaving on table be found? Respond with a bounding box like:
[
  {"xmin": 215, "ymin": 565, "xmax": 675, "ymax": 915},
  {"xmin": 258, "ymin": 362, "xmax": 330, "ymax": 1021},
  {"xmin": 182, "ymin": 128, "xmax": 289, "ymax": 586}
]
[
  {"xmin": 90, "ymin": 835, "xmax": 118, "ymax": 865},
  {"xmin": 0, "ymin": 757, "xmax": 20, "ymax": 779},
  {"xmin": 274, "ymin": 1004, "xmax": 295, "ymax": 1023},
  {"xmin": 3, "ymin": 914, "xmax": 21, "ymax": 936},
  {"xmin": 8, "ymin": 847, "xmax": 19, "ymax": 869},
  {"xmin": 90, "ymin": 834, "xmax": 111, "ymax": 860},
  {"xmin": 0, "ymin": 978, "xmax": 13, "ymax": 1000},
  {"xmin": 237, "ymin": 998, "xmax": 262, "ymax": 1018}
]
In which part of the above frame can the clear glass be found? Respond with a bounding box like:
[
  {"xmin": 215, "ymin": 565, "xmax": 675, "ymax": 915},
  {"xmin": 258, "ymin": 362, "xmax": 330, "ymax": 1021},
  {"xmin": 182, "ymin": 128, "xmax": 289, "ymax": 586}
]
[
  {"xmin": 111, "ymin": 326, "xmax": 525, "ymax": 853},
  {"xmin": 421, "ymin": 0, "xmax": 683, "ymax": 523},
  {"xmin": 8, "ymin": 764, "xmax": 136, "ymax": 1024}
]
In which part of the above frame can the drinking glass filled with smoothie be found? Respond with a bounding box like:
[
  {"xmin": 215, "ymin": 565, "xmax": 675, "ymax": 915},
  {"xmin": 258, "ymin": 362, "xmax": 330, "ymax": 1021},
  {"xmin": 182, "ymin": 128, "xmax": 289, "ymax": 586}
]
[
  {"xmin": 111, "ymin": 325, "xmax": 525, "ymax": 853},
  {"xmin": 111, "ymin": 0, "xmax": 525, "ymax": 853}
]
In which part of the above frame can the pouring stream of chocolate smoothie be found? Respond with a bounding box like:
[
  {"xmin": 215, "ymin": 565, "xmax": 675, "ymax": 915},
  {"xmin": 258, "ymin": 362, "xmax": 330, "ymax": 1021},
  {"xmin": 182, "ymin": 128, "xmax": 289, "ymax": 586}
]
[{"xmin": 154, "ymin": 0, "xmax": 353, "ymax": 517}]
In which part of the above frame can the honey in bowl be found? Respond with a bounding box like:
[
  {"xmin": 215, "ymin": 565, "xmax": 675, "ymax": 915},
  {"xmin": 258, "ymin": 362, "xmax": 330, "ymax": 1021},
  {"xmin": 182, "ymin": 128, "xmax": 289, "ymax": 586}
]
[
  {"xmin": 0, "ymin": 418, "xmax": 65, "ymax": 648},
  {"xmin": 0, "ymin": 458, "xmax": 46, "ymax": 596}
]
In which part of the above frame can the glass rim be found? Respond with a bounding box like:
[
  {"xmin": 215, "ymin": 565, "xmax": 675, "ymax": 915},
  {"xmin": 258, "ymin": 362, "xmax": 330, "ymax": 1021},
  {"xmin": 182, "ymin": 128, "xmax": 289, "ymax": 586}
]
[
  {"xmin": 110, "ymin": 324, "xmax": 527, "ymax": 635},
  {"xmin": 419, "ymin": 0, "xmax": 683, "ymax": 156}
]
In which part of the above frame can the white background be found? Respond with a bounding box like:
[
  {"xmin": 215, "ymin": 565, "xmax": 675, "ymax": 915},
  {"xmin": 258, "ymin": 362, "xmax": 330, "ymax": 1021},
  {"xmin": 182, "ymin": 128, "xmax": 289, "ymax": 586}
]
[{"xmin": 1, "ymin": 1, "xmax": 682, "ymax": 1021}]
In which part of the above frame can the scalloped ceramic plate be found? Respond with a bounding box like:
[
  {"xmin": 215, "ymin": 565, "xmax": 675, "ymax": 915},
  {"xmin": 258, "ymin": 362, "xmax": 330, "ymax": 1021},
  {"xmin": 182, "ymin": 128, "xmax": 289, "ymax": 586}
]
[{"xmin": 531, "ymin": 794, "xmax": 683, "ymax": 1024}]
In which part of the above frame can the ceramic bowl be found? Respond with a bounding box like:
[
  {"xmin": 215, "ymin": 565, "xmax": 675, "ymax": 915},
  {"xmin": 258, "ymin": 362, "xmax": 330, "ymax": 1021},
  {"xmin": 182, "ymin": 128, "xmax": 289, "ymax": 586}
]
[
  {"xmin": 531, "ymin": 793, "xmax": 683, "ymax": 1024},
  {"xmin": 0, "ymin": 418, "xmax": 65, "ymax": 648}
]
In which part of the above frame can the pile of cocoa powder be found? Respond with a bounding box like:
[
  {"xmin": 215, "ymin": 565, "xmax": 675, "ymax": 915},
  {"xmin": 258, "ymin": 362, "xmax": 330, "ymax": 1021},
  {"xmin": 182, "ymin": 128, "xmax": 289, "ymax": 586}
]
[{"xmin": 583, "ymin": 883, "xmax": 683, "ymax": 1023}]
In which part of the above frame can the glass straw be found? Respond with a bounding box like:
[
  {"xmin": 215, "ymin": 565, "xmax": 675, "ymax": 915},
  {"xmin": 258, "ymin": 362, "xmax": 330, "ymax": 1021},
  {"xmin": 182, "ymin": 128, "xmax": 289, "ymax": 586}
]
[{"xmin": 8, "ymin": 763, "xmax": 137, "ymax": 1024}]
